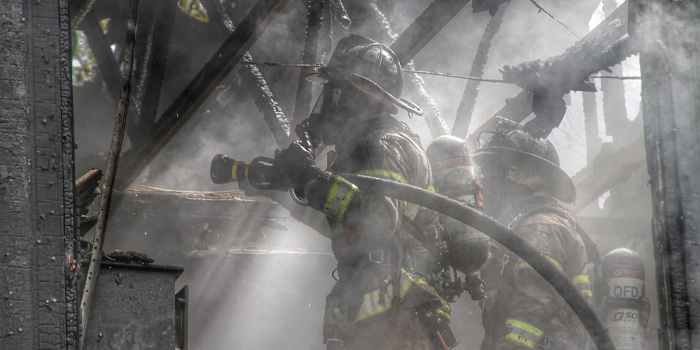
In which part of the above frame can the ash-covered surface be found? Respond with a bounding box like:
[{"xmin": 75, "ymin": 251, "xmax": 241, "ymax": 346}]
[{"xmin": 83, "ymin": 262, "xmax": 182, "ymax": 350}]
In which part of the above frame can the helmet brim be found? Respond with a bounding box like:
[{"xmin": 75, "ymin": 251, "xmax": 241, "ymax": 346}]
[
  {"xmin": 306, "ymin": 68, "xmax": 424, "ymax": 116},
  {"xmin": 472, "ymin": 146, "xmax": 576, "ymax": 203}
]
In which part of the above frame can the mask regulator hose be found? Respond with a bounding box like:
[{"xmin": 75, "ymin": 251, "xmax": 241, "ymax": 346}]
[{"xmin": 340, "ymin": 174, "xmax": 616, "ymax": 350}]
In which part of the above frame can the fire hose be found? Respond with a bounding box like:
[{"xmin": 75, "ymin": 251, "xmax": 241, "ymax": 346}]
[{"xmin": 210, "ymin": 156, "xmax": 616, "ymax": 350}]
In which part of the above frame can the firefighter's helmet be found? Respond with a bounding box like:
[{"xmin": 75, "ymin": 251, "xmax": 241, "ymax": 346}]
[
  {"xmin": 426, "ymin": 135, "xmax": 481, "ymax": 207},
  {"xmin": 471, "ymin": 117, "xmax": 576, "ymax": 203},
  {"xmin": 306, "ymin": 34, "xmax": 423, "ymax": 116}
]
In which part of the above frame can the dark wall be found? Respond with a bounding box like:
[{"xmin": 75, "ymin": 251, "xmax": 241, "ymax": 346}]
[{"xmin": 0, "ymin": 0, "xmax": 78, "ymax": 348}]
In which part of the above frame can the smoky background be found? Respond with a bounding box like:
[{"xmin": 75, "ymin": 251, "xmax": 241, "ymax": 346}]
[{"xmin": 70, "ymin": 0, "xmax": 657, "ymax": 348}]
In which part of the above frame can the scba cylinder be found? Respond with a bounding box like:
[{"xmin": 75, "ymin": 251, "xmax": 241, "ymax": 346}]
[{"xmin": 602, "ymin": 247, "xmax": 647, "ymax": 350}]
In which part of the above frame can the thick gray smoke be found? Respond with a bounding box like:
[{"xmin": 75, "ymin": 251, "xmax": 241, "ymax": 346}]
[{"xmin": 71, "ymin": 0, "xmax": 660, "ymax": 348}]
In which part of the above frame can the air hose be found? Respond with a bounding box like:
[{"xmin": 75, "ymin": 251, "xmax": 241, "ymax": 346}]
[{"xmin": 341, "ymin": 174, "xmax": 616, "ymax": 350}]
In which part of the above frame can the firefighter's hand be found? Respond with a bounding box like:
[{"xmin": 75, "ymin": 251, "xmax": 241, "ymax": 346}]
[{"xmin": 274, "ymin": 141, "xmax": 318, "ymax": 190}]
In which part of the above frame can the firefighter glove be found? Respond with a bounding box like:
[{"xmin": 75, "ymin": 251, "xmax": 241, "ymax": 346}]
[{"xmin": 274, "ymin": 141, "xmax": 319, "ymax": 191}]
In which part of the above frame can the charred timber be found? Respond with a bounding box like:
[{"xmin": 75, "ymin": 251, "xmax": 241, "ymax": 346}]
[
  {"xmin": 571, "ymin": 137, "xmax": 645, "ymax": 213},
  {"xmin": 637, "ymin": 0, "xmax": 700, "ymax": 348},
  {"xmin": 80, "ymin": 0, "xmax": 139, "ymax": 344},
  {"xmin": 116, "ymin": 0, "xmax": 291, "ymax": 191},
  {"xmin": 80, "ymin": 11, "xmax": 122, "ymax": 105},
  {"xmin": 130, "ymin": 0, "xmax": 177, "ymax": 135},
  {"xmin": 201, "ymin": 0, "xmax": 290, "ymax": 149},
  {"xmin": 390, "ymin": 0, "xmax": 471, "ymax": 66},
  {"xmin": 468, "ymin": 0, "xmax": 634, "ymax": 141},
  {"xmin": 452, "ymin": 1, "xmax": 510, "ymax": 139},
  {"xmin": 291, "ymin": 0, "xmax": 325, "ymax": 128},
  {"xmin": 499, "ymin": 35, "xmax": 637, "ymax": 98}
]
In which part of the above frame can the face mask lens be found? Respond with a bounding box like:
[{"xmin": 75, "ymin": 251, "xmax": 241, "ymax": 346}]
[
  {"xmin": 310, "ymin": 86, "xmax": 325, "ymax": 115},
  {"xmin": 477, "ymin": 131, "xmax": 496, "ymax": 149}
]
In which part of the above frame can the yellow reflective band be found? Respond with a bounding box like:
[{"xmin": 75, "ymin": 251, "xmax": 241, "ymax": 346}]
[
  {"xmin": 437, "ymin": 308, "xmax": 451, "ymax": 320},
  {"xmin": 436, "ymin": 299, "xmax": 451, "ymax": 320},
  {"xmin": 505, "ymin": 318, "xmax": 544, "ymax": 338},
  {"xmin": 245, "ymin": 164, "xmax": 249, "ymax": 180},
  {"xmin": 573, "ymin": 275, "xmax": 590, "ymax": 285},
  {"xmin": 337, "ymin": 181, "xmax": 356, "ymax": 221},
  {"xmin": 322, "ymin": 176, "xmax": 357, "ymax": 221},
  {"xmin": 232, "ymin": 161, "xmax": 240, "ymax": 181},
  {"xmin": 515, "ymin": 256, "xmax": 563, "ymax": 272},
  {"xmin": 405, "ymin": 202, "xmax": 419, "ymax": 220},
  {"xmin": 581, "ymin": 289, "xmax": 593, "ymax": 297},
  {"xmin": 323, "ymin": 180, "xmax": 342, "ymax": 214},
  {"xmin": 426, "ymin": 185, "xmax": 436, "ymax": 193},
  {"xmin": 504, "ymin": 333, "xmax": 537, "ymax": 350},
  {"xmin": 357, "ymin": 169, "xmax": 408, "ymax": 184}
]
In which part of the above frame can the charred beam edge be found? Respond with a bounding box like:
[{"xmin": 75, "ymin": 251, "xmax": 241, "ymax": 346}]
[
  {"xmin": 290, "ymin": 0, "xmax": 325, "ymax": 129},
  {"xmin": 637, "ymin": 0, "xmax": 700, "ymax": 348},
  {"xmin": 582, "ymin": 91, "xmax": 601, "ymax": 163},
  {"xmin": 571, "ymin": 136, "xmax": 645, "ymax": 213},
  {"xmin": 601, "ymin": 0, "xmax": 629, "ymax": 139},
  {"xmin": 131, "ymin": 0, "xmax": 177, "ymax": 132},
  {"xmin": 79, "ymin": 0, "xmax": 138, "ymax": 345},
  {"xmin": 467, "ymin": 0, "xmax": 632, "ymax": 147},
  {"xmin": 451, "ymin": 1, "xmax": 510, "ymax": 139},
  {"xmin": 201, "ymin": 0, "xmax": 291, "ymax": 148},
  {"xmin": 116, "ymin": 0, "xmax": 291, "ymax": 191},
  {"xmin": 202, "ymin": 0, "xmax": 235, "ymax": 37},
  {"xmin": 388, "ymin": 0, "xmax": 471, "ymax": 137},
  {"xmin": 71, "ymin": 0, "xmax": 96, "ymax": 30},
  {"xmin": 59, "ymin": 0, "xmax": 80, "ymax": 346},
  {"xmin": 80, "ymin": 10, "xmax": 122, "ymax": 104},
  {"xmin": 389, "ymin": 0, "xmax": 471, "ymax": 66}
]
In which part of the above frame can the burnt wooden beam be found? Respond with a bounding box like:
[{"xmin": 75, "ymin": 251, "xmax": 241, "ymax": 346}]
[
  {"xmin": 636, "ymin": 0, "xmax": 700, "ymax": 348},
  {"xmin": 1, "ymin": 0, "xmax": 79, "ymax": 346},
  {"xmin": 291, "ymin": 0, "xmax": 325, "ymax": 128},
  {"xmin": 80, "ymin": 0, "xmax": 139, "ymax": 343},
  {"xmin": 80, "ymin": 10, "xmax": 122, "ymax": 104},
  {"xmin": 467, "ymin": 0, "xmax": 632, "ymax": 144},
  {"xmin": 390, "ymin": 0, "xmax": 471, "ymax": 66},
  {"xmin": 582, "ymin": 91, "xmax": 602, "ymax": 164},
  {"xmin": 452, "ymin": 1, "xmax": 510, "ymax": 139},
  {"xmin": 116, "ymin": 0, "xmax": 291, "ymax": 191},
  {"xmin": 131, "ymin": 0, "xmax": 177, "ymax": 129},
  {"xmin": 571, "ymin": 136, "xmax": 645, "ymax": 213},
  {"xmin": 201, "ymin": 0, "xmax": 291, "ymax": 148}
]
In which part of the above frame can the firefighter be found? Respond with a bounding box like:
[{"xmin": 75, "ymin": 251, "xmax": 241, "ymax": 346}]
[
  {"xmin": 472, "ymin": 118, "xmax": 592, "ymax": 350},
  {"xmin": 272, "ymin": 34, "xmax": 456, "ymax": 350},
  {"xmin": 426, "ymin": 135, "xmax": 489, "ymax": 300}
]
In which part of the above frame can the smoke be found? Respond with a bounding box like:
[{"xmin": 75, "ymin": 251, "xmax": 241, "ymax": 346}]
[{"xmin": 71, "ymin": 0, "xmax": 662, "ymax": 348}]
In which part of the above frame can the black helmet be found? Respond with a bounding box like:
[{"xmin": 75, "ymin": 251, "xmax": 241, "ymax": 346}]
[
  {"xmin": 471, "ymin": 118, "xmax": 576, "ymax": 203},
  {"xmin": 307, "ymin": 34, "xmax": 423, "ymax": 116}
]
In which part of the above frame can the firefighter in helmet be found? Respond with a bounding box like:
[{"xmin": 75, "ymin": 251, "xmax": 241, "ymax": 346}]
[
  {"xmin": 426, "ymin": 135, "xmax": 489, "ymax": 300},
  {"xmin": 472, "ymin": 118, "xmax": 594, "ymax": 350},
  {"xmin": 272, "ymin": 34, "xmax": 455, "ymax": 350}
]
